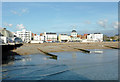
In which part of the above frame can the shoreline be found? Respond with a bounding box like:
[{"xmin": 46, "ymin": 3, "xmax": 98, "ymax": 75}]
[{"xmin": 12, "ymin": 42, "xmax": 119, "ymax": 55}]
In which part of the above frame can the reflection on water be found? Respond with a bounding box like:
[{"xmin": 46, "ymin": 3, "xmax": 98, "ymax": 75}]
[
  {"xmin": 2, "ymin": 49, "xmax": 118, "ymax": 80},
  {"xmin": 72, "ymin": 52, "xmax": 77, "ymax": 59}
]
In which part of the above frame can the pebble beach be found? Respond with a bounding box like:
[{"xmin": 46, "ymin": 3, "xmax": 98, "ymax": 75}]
[{"xmin": 12, "ymin": 42, "xmax": 119, "ymax": 55}]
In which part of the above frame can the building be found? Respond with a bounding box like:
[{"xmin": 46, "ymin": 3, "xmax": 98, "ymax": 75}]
[
  {"xmin": 0, "ymin": 28, "xmax": 15, "ymax": 44},
  {"xmin": 0, "ymin": 33, "xmax": 7, "ymax": 44},
  {"xmin": 82, "ymin": 34, "xmax": 88, "ymax": 39},
  {"xmin": 71, "ymin": 30, "xmax": 77, "ymax": 37},
  {"xmin": 69, "ymin": 30, "xmax": 82, "ymax": 42},
  {"xmin": 40, "ymin": 34, "xmax": 44, "ymax": 41},
  {"xmin": 31, "ymin": 33, "xmax": 34, "ymax": 40},
  {"xmin": 58, "ymin": 34, "xmax": 69, "ymax": 42},
  {"xmin": 16, "ymin": 29, "xmax": 31, "ymax": 43},
  {"xmin": 43, "ymin": 32, "xmax": 57, "ymax": 42},
  {"xmin": 87, "ymin": 33, "xmax": 103, "ymax": 42},
  {"xmin": 34, "ymin": 34, "xmax": 40, "ymax": 41}
]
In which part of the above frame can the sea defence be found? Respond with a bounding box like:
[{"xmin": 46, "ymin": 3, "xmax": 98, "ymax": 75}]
[
  {"xmin": 1, "ymin": 43, "xmax": 23, "ymax": 64},
  {"xmin": 37, "ymin": 48, "xmax": 57, "ymax": 60},
  {"xmin": 1, "ymin": 43, "xmax": 23, "ymax": 52}
]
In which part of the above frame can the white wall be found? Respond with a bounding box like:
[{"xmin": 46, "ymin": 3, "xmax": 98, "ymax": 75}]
[
  {"xmin": 40, "ymin": 36, "xmax": 44, "ymax": 41},
  {"xmin": 71, "ymin": 32, "xmax": 77, "ymax": 37},
  {"xmin": 34, "ymin": 35, "xmax": 40, "ymax": 41},
  {"xmin": 43, "ymin": 32, "xmax": 57, "ymax": 41},
  {"xmin": 0, "ymin": 36, "xmax": 8, "ymax": 43},
  {"xmin": 16, "ymin": 29, "xmax": 31, "ymax": 43},
  {"xmin": 60, "ymin": 35, "xmax": 68, "ymax": 40},
  {"xmin": 87, "ymin": 34, "xmax": 103, "ymax": 42}
]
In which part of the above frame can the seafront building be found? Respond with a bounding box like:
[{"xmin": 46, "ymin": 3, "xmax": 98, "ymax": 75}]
[
  {"xmin": 0, "ymin": 32, "xmax": 8, "ymax": 44},
  {"xmin": 42, "ymin": 32, "xmax": 57, "ymax": 42},
  {"xmin": 0, "ymin": 28, "xmax": 15, "ymax": 44},
  {"xmin": 0, "ymin": 27, "xmax": 105, "ymax": 44},
  {"xmin": 0, "ymin": 28, "xmax": 22, "ymax": 44},
  {"xmin": 40, "ymin": 33, "xmax": 45, "ymax": 41},
  {"xmin": 69, "ymin": 30, "xmax": 82, "ymax": 42},
  {"xmin": 33, "ymin": 34, "xmax": 40, "ymax": 41},
  {"xmin": 58, "ymin": 34, "xmax": 69, "ymax": 42},
  {"xmin": 87, "ymin": 33, "xmax": 103, "ymax": 42},
  {"xmin": 16, "ymin": 29, "xmax": 31, "ymax": 43}
]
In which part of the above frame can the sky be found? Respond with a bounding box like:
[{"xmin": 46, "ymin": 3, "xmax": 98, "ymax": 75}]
[{"xmin": 2, "ymin": 2, "xmax": 118, "ymax": 36}]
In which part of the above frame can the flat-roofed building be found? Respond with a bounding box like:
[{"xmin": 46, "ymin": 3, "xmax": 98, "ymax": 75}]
[
  {"xmin": 58, "ymin": 34, "xmax": 69, "ymax": 42},
  {"xmin": 87, "ymin": 33, "xmax": 103, "ymax": 42},
  {"xmin": 43, "ymin": 32, "xmax": 57, "ymax": 42},
  {"xmin": 16, "ymin": 29, "xmax": 31, "ymax": 43}
]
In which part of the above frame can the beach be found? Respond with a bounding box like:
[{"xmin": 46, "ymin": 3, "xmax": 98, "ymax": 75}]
[{"xmin": 12, "ymin": 42, "xmax": 119, "ymax": 55}]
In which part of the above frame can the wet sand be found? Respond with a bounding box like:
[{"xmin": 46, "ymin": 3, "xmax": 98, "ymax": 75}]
[{"xmin": 12, "ymin": 42, "xmax": 119, "ymax": 55}]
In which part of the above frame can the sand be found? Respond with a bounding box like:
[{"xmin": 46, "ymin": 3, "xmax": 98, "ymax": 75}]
[{"xmin": 12, "ymin": 42, "xmax": 119, "ymax": 55}]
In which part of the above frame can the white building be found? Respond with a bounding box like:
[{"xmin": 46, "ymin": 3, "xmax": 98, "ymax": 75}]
[
  {"xmin": 34, "ymin": 35, "xmax": 40, "ymax": 41},
  {"xmin": 69, "ymin": 30, "xmax": 82, "ymax": 42},
  {"xmin": 71, "ymin": 30, "xmax": 77, "ymax": 37},
  {"xmin": 87, "ymin": 33, "xmax": 103, "ymax": 42},
  {"xmin": 0, "ymin": 34, "xmax": 8, "ymax": 44},
  {"xmin": 16, "ymin": 29, "xmax": 31, "ymax": 43},
  {"xmin": 40, "ymin": 35, "xmax": 44, "ymax": 41},
  {"xmin": 59, "ymin": 34, "xmax": 69, "ymax": 42},
  {"xmin": 43, "ymin": 32, "xmax": 57, "ymax": 42},
  {"xmin": 0, "ymin": 28, "xmax": 14, "ymax": 44}
]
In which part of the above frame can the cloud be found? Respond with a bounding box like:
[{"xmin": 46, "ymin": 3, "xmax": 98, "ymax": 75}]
[
  {"xmin": 97, "ymin": 19, "xmax": 108, "ymax": 28},
  {"xmin": 84, "ymin": 20, "xmax": 91, "ymax": 24},
  {"xmin": 21, "ymin": 8, "xmax": 29, "ymax": 13},
  {"xmin": 0, "ymin": 27, "xmax": 3, "ymax": 29},
  {"xmin": 112, "ymin": 21, "xmax": 119, "ymax": 29},
  {"xmin": 16, "ymin": 24, "xmax": 25, "ymax": 30},
  {"xmin": 8, "ymin": 24, "xmax": 13, "ymax": 27},
  {"xmin": 10, "ymin": 10, "xmax": 17, "ymax": 14},
  {"xmin": 3, "ymin": 22, "xmax": 13, "ymax": 27},
  {"xmin": 10, "ymin": 8, "xmax": 29, "ymax": 16}
]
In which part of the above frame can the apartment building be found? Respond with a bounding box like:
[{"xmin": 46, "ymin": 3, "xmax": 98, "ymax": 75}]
[
  {"xmin": 58, "ymin": 34, "xmax": 69, "ymax": 42},
  {"xmin": 43, "ymin": 32, "xmax": 57, "ymax": 42},
  {"xmin": 87, "ymin": 33, "xmax": 103, "ymax": 42},
  {"xmin": 16, "ymin": 29, "xmax": 31, "ymax": 43}
]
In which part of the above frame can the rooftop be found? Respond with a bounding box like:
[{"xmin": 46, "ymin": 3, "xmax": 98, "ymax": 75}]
[
  {"xmin": 72, "ymin": 30, "xmax": 77, "ymax": 32},
  {"xmin": 61, "ymin": 34, "xmax": 67, "ymax": 35},
  {"xmin": 46, "ymin": 32, "xmax": 56, "ymax": 34},
  {"xmin": 0, "ymin": 28, "xmax": 14, "ymax": 37}
]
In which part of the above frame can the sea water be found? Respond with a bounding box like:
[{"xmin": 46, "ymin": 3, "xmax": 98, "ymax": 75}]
[{"xmin": 1, "ymin": 49, "xmax": 118, "ymax": 80}]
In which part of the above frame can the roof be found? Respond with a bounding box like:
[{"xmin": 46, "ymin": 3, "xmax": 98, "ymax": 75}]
[
  {"xmin": 94, "ymin": 33, "xmax": 101, "ymax": 34},
  {"xmin": 0, "ymin": 28, "xmax": 14, "ymax": 37},
  {"xmin": 46, "ymin": 32, "xmax": 56, "ymax": 34},
  {"xmin": 77, "ymin": 35, "xmax": 81, "ymax": 37},
  {"xmin": 72, "ymin": 30, "xmax": 76, "ymax": 32},
  {"xmin": 61, "ymin": 34, "xmax": 67, "ymax": 35}
]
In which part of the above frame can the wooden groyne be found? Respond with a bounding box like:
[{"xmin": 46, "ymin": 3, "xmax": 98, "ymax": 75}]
[
  {"xmin": 74, "ymin": 48, "xmax": 90, "ymax": 53},
  {"xmin": 105, "ymin": 46, "xmax": 119, "ymax": 49},
  {"xmin": 37, "ymin": 48, "xmax": 57, "ymax": 60}
]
